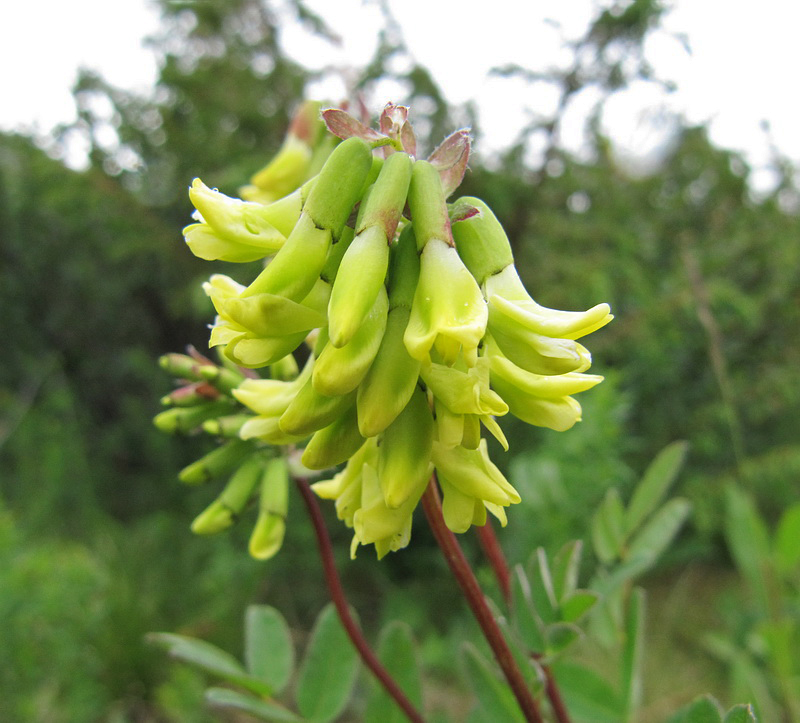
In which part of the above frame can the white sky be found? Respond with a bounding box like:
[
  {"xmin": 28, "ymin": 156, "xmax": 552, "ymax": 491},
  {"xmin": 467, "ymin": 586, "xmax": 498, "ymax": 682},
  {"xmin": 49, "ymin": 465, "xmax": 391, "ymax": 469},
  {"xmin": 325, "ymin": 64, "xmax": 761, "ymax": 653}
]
[{"xmin": 2, "ymin": 0, "xmax": 799, "ymax": 191}]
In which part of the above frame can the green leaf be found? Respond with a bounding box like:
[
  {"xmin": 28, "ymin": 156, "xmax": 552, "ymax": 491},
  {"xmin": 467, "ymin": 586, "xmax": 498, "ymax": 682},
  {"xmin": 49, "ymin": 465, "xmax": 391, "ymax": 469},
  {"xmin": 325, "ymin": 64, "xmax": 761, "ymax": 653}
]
[
  {"xmin": 497, "ymin": 614, "xmax": 546, "ymax": 696},
  {"xmin": 460, "ymin": 643, "xmax": 526, "ymax": 723},
  {"xmin": 511, "ymin": 565, "xmax": 546, "ymax": 653},
  {"xmin": 723, "ymin": 704, "xmax": 759, "ymax": 723},
  {"xmin": 364, "ymin": 621, "xmax": 423, "ymax": 723},
  {"xmin": 551, "ymin": 540, "xmax": 583, "ymax": 602},
  {"xmin": 245, "ymin": 605, "xmax": 295, "ymax": 695},
  {"xmin": 665, "ymin": 694, "xmax": 724, "ymax": 723},
  {"xmin": 147, "ymin": 632, "xmax": 271, "ymax": 696},
  {"xmin": 544, "ymin": 622, "xmax": 582, "ymax": 657},
  {"xmin": 560, "ymin": 590, "xmax": 600, "ymax": 623},
  {"xmin": 586, "ymin": 572, "xmax": 626, "ymax": 648},
  {"xmin": 205, "ymin": 687, "xmax": 304, "ymax": 722},
  {"xmin": 774, "ymin": 503, "xmax": 800, "ymax": 575},
  {"xmin": 626, "ymin": 498, "xmax": 691, "ymax": 570},
  {"xmin": 528, "ymin": 548, "xmax": 559, "ymax": 624},
  {"xmin": 295, "ymin": 604, "xmax": 360, "ymax": 722},
  {"xmin": 621, "ymin": 587, "xmax": 645, "ymax": 716},
  {"xmin": 724, "ymin": 486, "xmax": 772, "ymax": 615},
  {"xmin": 591, "ymin": 488, "xmax": 626, "ymax": 564},
  {"xmin": 625, "ymin": 441, "xmax": 688, "ymax": 534},
  {"xmin": 549, "ymin": 660, "xmax": 623, "ymax": 723}
]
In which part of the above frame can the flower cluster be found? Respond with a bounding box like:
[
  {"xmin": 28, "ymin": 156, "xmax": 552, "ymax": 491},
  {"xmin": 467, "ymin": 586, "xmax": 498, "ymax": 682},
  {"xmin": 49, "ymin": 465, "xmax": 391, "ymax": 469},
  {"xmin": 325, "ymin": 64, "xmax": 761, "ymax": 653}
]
[{"xmin": 156, "ymin": 102, "xmax": 611, "ymax": 559}]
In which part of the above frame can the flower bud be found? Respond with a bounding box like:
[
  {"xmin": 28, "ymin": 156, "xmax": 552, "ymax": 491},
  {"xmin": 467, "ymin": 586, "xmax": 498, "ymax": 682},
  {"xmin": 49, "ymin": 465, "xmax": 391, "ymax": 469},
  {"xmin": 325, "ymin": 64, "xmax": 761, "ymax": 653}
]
[
  {"xmin": 328, "ymin": 151, "xmax": 412, "ymax": 347},
  {"xmin": 433, "ymin": 440, "xmax": 520, "ymax": 533},
  {"xmin": 301, "ymin": 405, "xmax": 365, "ymax": 471},
  {"xmin": 249, "ymin": 457, "xmax": 290, "ymax": 560},
  {"xmin": 178, "ymin": 439, "xmax": 256, "ymax": 485},
  {"xmin": 377, "ymin": 387, "xmax": 434, "ymax": 509},
  {"xmin": 184, "ymin": 179, "xmax": 287, "ymax": 262},
  {"xmin": 404, "ymin": 161, "xmax": 487, "ymax": 366},
  {"xmin": 191, "ymin": 454, "xmax": 263, "ymax": 535},
  {"xmin": 313, "ymin": 286, "xmax": 388, "ymax": 397},
  {"xmin": 153, "ymin": 399, "xmax": 236, "ymax": 434},
  {"xmin": 356, "ymin": 226, "xmax": 421, "ymax": 437}
]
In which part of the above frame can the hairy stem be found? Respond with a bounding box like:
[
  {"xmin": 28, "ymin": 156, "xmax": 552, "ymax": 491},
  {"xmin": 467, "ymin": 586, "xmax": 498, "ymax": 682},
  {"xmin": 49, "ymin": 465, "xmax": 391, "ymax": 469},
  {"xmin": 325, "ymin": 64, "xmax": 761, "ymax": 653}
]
[
  {"xmin": 294, "ymin": 476, "xmax": 426, "ymax": 723},
  {"xmin": 421, "ymin": 478, "xmax": 543, "ymax": 723}
]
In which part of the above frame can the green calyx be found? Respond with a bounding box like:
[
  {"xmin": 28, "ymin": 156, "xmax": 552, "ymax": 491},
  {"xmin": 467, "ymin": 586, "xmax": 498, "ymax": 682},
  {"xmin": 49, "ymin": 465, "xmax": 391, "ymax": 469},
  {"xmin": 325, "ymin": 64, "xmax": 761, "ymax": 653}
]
[
  {"xmin": 450, "ymin": 196, "xmax": 515, "ymax": 285},
  {"xmin": 407, "ymin": 159, "xmax": 453, "ymax": 251}
]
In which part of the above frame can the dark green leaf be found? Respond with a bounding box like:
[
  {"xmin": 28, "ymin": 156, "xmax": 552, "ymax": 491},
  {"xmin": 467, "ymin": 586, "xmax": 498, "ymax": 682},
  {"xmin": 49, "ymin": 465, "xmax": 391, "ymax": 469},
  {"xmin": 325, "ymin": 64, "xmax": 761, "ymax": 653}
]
[
  {"xmin": 723, "ymin": 704, "xmax": 759, "ymax": 723},
  {"xmin": 560, "ymin": 590, "xmax": 600, "ymax": 623},
  {"xmin": 295, "ymin": 604, "xmax": 359, "ymax": 722},
  {"xmin": 591, "ymin": 488, "xmax": 626, "ymax": 564},
  {"xmin": 626, "ymin": 498, "xmax": 691, "ymax": 570},
  {"xmin": 551, "ymin": 540, "xmax": 583, "ymax": 602},
  {"xmin": 665, "ymin": 694, "xmax": 724, "ymax": 723},
  {"xmin": 364, "ymin": 621, "xmax": 423, "ymax": 723},
  {"xmin": 511, "ymin": 565, "xmax": 546, "ymax": 652},
  {"xmin": 460, "ymin": 643, "xmax": 526, "ymax": 723},
  {"xmin": 147, "ymin": 632, "xmax": 271, "ymax": 696},
  {"xmin": 586, "ymin": 578, "xmax": 626, "ymax": 648},
  {"xmin": 527, "ymin": 549, "xmax": 559, "ymax": 624},
  {"xmin": 774, "ymin": 503, "xmax": 800, "ymax": 575},
  {"xmin": 724, "ymin": 486, "xmax": 771, "ymax": 614},
  {"xmin": 544, "ymin": 622, "xmax": 582, "ymax": 657},
  {"xmin": 245, "ymin": 605, "xmax": 295, "ymax": 695},
  {"xmin": 549, "ymin": 660, "xmax": 623, "ymax": 722},
  {"xmin": 205, "ymin": 687, "xmax": 303, "ymax": 722},
  {"xmin": 625, "ymin": 441, "xmax": 688, "ymax": 534},
  {"xmin": 621, "ymin": 587, "xmax": 645, "ymax": 716}
]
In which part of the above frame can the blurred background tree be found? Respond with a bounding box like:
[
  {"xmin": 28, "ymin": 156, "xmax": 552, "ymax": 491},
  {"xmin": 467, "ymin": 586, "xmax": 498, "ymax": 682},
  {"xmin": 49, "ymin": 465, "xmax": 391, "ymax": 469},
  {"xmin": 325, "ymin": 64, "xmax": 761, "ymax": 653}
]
[{"xmin": 1, "ymin": 0, "xmax": 798, "ymax": 719}]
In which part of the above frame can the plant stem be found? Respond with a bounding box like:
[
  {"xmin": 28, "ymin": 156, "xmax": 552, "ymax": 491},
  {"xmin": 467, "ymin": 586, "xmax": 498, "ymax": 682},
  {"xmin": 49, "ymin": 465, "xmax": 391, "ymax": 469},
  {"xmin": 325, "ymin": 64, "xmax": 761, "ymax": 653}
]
[
  {"xmin": 476, "ymin": 517, "xmax": 573, "ymax": 723},
  {"xmin": 476, "ymin": 519, "xmax": 511, "ymax": 607},
  {"xmin": 294, "ymin": 476, "xmax": 426, "ymax": 723},
  {"xmin": 542, "ymin": 665, "xmax": 572, "ymax": 723},
  {"xmin": 421, "ymin": 478, "xmax": 543, "ymax": 723}
]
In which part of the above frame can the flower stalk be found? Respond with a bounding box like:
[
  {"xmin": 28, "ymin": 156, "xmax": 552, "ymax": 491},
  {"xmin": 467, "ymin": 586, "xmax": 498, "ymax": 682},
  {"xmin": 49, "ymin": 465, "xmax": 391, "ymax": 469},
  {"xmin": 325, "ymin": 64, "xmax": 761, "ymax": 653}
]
[
  {"xmin": 476, "ymin": 518, "xmax": 573, "ymax": 723},
  {"xmin": 421, "ymin": 477, "xmax": 543, "ymax": 723},
  {"xmin": 294, "ymin": 476, "xmax": 426, "ymax": 723}
]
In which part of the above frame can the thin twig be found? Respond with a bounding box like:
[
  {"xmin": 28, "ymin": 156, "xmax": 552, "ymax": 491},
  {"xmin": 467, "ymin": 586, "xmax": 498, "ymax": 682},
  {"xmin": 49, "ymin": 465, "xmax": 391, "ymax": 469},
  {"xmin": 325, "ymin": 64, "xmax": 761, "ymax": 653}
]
[
  {"xmin": 421, "ymin": 478, "xmax": 543, "ymax": 723},
  {"xmin": 294, "ymin": 477, "xmax": 426, "ymax": 723}
]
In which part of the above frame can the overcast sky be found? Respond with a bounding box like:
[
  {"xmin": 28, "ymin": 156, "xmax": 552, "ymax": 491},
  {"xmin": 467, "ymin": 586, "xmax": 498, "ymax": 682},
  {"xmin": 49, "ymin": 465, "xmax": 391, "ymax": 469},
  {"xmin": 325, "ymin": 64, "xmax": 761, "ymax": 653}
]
[{"xmin": 3, "ymin": 0, "xmax": 798, "ymax": 191}]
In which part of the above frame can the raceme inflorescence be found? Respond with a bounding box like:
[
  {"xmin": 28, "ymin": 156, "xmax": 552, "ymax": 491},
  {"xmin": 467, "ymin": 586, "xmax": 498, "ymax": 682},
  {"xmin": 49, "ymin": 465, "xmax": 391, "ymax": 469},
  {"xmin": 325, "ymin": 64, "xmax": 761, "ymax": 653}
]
[{"xmin": 155, "ymin": 101, "xmax": 612, "ymax": 560}]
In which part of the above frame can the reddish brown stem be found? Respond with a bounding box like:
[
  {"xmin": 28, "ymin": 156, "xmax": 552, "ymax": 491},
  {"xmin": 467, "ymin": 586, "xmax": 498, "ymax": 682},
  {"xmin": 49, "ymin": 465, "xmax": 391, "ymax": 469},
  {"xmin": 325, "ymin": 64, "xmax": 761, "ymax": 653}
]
[
  {"xmin": 421, "ymin": 479, "xmax": 543, "ymax": 723},
  {"xmin": 476, "ymin": 518, "xmax": 511, "ymax": 607},
  {"xmin": 476, "ymin": 514, "xmax": 573, "ymax": 723},
  {"xmin": 294, "ymin": 477, "xmax": 426, "ymax": 723},
  {"xmin": 543, "ymin": 666, "xmax": 572, "ymax": 723}
]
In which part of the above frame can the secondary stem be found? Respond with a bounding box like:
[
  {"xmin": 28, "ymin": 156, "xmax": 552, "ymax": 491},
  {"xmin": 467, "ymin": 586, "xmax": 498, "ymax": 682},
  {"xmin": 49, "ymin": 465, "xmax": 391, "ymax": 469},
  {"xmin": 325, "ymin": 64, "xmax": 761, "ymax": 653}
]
[
  {"xmin": 421, "ymin": 478, "xmax": 543, "ymax": 723},
  {"xmin": 294, "ymin": 476, "xmax": 426, "ymax": 723},
  {"xmin": 476, "ymin": 519, "xmax": 511, "ymax": 606},
  {"xmin": 476, "ymin": 516, "xmax": 573, "ymax": 723}
]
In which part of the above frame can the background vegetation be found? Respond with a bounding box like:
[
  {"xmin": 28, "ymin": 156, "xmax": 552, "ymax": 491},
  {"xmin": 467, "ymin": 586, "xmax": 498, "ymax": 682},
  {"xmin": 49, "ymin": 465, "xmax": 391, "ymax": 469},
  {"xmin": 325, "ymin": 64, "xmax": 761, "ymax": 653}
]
[{"xmin": 1, "ymin": 0, "xmax": 798, "ymax": 720}]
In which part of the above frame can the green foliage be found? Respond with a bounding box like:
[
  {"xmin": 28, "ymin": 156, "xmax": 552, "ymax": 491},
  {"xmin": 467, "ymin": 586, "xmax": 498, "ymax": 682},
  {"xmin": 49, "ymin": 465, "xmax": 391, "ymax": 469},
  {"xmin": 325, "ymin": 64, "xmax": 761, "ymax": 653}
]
[
  {"xmin": 245, "ymin": 605, "xmax": 295, "ymax": 693},
  {"xmin": 295, "ymin": 604, "xmax": 360, "ymax": 721},
  {"xmin": 150, "ymin": 603, "xmax": 362, "ymax": 722},
  {"xmin": 0, "ymin": 507, "xmax": 112, "ymax": 721},
  {"xmin": 3, "ymin": 0, "xmax": 799, "ymax": 720},
  {"xmin": 666, "ymin": 695, "xmax": 759, "ymax": 723},
  {"xmin": 703, "ymin": 488, "xmax": 800, "ymax": 721},
  {"xmin": 364, "ymin": 622, "xmax": 424, "ymax": 723},
  {"xmin": 461, "ymin": 643, "xmax": 527, "ymax": 723}
]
